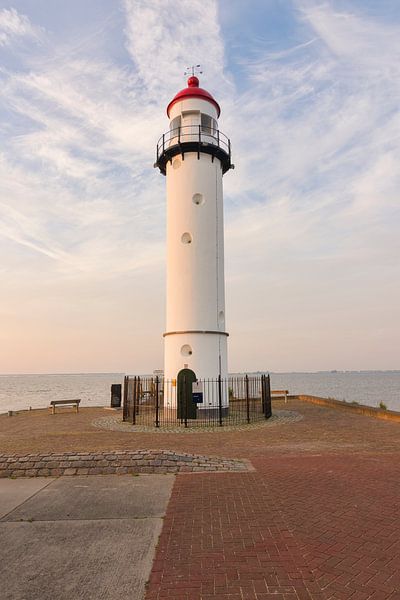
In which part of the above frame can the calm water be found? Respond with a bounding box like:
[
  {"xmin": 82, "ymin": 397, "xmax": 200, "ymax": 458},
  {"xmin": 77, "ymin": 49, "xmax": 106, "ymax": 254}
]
[
  {"xmin": 0, "ymin": 371, "xmax": 399, "ymax": 414},
  {"xmin": 0, "ymin": 373, "xmax": 124, "ymax": 413},
  {"xmin": 269, "ymin": 371, "xmax": 400, "ymax": 412}
]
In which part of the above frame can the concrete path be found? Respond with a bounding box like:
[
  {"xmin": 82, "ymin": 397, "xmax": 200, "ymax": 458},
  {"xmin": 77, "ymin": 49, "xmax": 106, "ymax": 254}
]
[{"xmin": 0, "ymin": 474, "xmax": 174, "ymax": 600}]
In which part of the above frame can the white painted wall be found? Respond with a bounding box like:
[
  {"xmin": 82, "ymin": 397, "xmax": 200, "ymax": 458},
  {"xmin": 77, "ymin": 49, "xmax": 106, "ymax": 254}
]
[{"xmin": 163, "ymin": 96, "xmax": 229, "ymax": 402}]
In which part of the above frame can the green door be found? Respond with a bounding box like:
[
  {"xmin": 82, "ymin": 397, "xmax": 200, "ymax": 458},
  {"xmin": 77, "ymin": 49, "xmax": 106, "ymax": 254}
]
[{"xmin": 177, "ymin": 369, "xmax": 197, "ymax": 420}]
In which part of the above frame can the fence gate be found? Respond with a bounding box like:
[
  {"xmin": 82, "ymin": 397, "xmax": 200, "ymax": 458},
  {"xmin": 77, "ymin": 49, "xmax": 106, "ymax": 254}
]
[{"xmin": 177, "ymin": 369, "xmax": 197, "ymax": 420}]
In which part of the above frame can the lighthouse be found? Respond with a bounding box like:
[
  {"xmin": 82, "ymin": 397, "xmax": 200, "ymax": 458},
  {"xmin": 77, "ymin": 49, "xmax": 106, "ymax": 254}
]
[{"xmin": 155, "ymin": 71, "xmax": 233, "ymax": 416}]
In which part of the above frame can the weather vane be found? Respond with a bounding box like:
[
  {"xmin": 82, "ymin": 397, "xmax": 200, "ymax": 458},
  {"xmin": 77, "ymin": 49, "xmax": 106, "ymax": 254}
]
[{"xmin": 184, "ymin": 64, "xmax": 203, "ymax": 77}]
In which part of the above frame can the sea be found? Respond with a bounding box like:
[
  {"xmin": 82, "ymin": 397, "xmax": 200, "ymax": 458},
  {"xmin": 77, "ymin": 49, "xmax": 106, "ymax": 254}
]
[{"xmin": 0, "ymin": 371, "xmax": 399, "ymax": 414}]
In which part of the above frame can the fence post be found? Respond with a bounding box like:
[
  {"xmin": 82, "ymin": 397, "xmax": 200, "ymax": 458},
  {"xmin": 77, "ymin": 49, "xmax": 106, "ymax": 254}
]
[
  {"xmin": 218, "ymin": 375, "xmax": 223, "ymax": 426},
  {"xmin": 245, "ymin": 374, "xmax": 250, "ymax": 423},
  {"xmin": 155, "ymin": 376, "xmax": 160, "ymax": 428},
  {"xmin": 261, "ymin": 374, "xmax": 265, "ymax": 415},
  {"xmin": 265, "ymin": 374, "xmax": 272, "ymax": 419},
  {"xmin": 132, "ymin": 376, "xmax": 137, "ymax": 425},
  {"xmin": 136, "ymin": 377, "xmax": 141, "ymax": 417},
  {"xmin": 122, "ymin": 375, "xmax": 128, "ymax": 421}
]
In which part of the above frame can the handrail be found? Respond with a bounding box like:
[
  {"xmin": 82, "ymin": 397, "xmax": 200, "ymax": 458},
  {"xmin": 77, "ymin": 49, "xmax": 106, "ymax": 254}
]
[{"xmin": 156, "ymin": 125, "xmax": 231, "ymax": 161}]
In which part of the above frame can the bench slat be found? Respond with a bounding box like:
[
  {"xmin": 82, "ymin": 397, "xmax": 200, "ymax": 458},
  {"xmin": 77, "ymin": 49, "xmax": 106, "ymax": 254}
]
[
  {"xmin": 49, "ymin": 399, "xmax": 80, "ymax": 414},
  {"xmin": 271, "ymin": 390, "xmax": 289, "ymax": 404},
  {"xmin": 50, "ymin": 400, "xmax": 80, "ymax": 406}
]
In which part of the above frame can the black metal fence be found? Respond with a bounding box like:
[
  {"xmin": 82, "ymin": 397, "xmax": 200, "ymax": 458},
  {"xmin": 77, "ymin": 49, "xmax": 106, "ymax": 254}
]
[{"xmin": 123, "ymin": 374, "xmax": 271, "ymax": 428}]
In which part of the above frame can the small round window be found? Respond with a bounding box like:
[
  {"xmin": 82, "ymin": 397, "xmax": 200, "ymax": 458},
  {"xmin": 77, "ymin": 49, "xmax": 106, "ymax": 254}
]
[
  {"xmin": 218, "ymin": 310, "xmax": 225, "ymax": 324},
  {"xmin": 181, "ymin": 344, "xmax": 192, "ymax": 356},
  {"xmin": 192, "ymin": 193, "xmax": 204, "ymax": 206},
  {"xmin": 172, "ymin": 158, "xmax": 181, "ymax": 169},
  {"xmin": 181, "ymin": 232, "xmax": 192, "ymax": 244}
]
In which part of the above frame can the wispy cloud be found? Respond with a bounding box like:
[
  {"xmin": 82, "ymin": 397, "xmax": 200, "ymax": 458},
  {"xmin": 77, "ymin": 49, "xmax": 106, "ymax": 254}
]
[
  {"xmin": 123, "ymin": 0, "xmax": 229, "ymax": 100},
  {"xmin": 0, "ymin": 7, "xmax": 41, "ymax": 46}
]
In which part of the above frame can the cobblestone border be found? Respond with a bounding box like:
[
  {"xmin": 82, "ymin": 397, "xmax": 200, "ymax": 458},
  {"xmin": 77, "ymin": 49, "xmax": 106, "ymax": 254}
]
[
  {"xmin": 92, "ymin": 409, "xmax": 303, "ymax": 434},
  {"xmin": 0, "ymin": 449, "xmax": 250, "ymax": 478}
]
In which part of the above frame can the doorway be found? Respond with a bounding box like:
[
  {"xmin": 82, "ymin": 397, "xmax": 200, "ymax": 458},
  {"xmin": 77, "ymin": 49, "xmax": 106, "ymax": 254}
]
[{"xmin": 177, "ymin": 368, "xmax": 197, "ymax": 420}]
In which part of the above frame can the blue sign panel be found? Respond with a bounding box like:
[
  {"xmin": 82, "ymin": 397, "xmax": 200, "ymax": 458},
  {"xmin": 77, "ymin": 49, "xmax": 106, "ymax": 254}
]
[{"xmin": 192, "ymin": 392, "xmax": 203, "ymax": 403}]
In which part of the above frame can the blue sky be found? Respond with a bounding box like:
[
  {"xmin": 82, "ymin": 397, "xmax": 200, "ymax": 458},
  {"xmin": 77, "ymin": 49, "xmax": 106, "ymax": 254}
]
[{"xmin": 0, "ymin": 0, "xmax": 399, "ymax": 374}]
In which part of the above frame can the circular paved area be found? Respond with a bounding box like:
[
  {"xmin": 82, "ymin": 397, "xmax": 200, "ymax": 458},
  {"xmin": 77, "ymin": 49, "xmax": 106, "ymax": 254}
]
[{"xmin": 92, "ymin": 409, "xmax": 303, "ymax": 433}]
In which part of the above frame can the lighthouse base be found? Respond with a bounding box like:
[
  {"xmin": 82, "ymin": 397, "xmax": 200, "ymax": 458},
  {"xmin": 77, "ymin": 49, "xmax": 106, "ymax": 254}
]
[
  {"xmin": 163, "ymin": 331, "xmax": 228, "ymax": 382},
  {"xmin": 194, "ymin": 406, "xmax": 229, "ymax": 419}
]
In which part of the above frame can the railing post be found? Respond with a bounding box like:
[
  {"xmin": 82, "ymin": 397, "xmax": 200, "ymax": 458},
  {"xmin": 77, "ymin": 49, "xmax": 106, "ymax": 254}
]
[
  {"xmin": 197, "ymin": 125, "xmax": 201, "ymax": 160},
  {"xmin": 218, "ymin": 375, "xmax": 223, "ymax": 426},
  {"xmin": 178, "ymin": 126, "xmax": 181, "ymax": 144},
  {"xmin": 265, "ymin": 374, "xmax": 272, "ymax": 419},
  {"xmin": 136, "ymin": 376, "xmax": 141, "ymax": 417},
  {"xmin": 245, "ymin": 374, "xmax": 250, "ymax": 423},
  {"xmin": 132, "ymin": 376, "xmax": 137, "ymax": 425},
  {"xmin": 217, "ymin": 129, "xmax": 220, "ymax": 147},
  {"xmin": 122, "ymin": 375, "xmax": 128, "ymax": 421},
  {"xmin": 155, "ymin": 376, "xmax": 160, "ymax": 428},
  {"xmin": 261, "ymin": 374, "xmax": 265, "ymax": 415},
  {"xmin": 162, "ymin": 133, "xmax": 165, "ymax": 154}
]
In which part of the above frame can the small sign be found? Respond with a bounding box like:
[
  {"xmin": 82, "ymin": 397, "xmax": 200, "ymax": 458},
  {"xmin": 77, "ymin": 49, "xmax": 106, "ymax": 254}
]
[
  {"xmin": 192, "ymin": 381, "xmax": 203, "ymax": 403},
  {"xmin": 172, "ymin": 379, "xmax": 176, "ymax": 387}
]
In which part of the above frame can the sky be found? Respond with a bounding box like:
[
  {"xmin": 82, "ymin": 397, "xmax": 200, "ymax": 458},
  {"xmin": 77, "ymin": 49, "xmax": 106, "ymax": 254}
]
[{"xmin": 0, "ymin": 0, "xmax": 399, "ymax": 374}]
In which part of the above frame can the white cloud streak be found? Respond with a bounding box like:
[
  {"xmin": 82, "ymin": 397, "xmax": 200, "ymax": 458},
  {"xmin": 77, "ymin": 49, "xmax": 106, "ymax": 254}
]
[{"xmin": 0, "ymin": 7, "xmax": 41, "ymax": 46}]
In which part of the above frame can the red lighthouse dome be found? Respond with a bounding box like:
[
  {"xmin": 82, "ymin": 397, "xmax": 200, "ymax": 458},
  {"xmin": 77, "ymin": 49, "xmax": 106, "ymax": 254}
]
[{"xmin": 167, "ymin": 76, "xmax": 221, "ymax": 117}]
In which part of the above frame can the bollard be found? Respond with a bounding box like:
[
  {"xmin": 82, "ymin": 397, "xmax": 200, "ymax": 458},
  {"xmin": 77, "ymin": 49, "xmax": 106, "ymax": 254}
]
[{"xmin": 111, "ymin": 384, "xmax": 122, "ymax": 408}]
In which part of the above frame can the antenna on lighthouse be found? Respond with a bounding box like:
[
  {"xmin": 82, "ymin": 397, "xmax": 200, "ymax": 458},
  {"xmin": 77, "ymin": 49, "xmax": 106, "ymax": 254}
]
[{"xmin": 184, "ymin": 64, "xmax": 203, "ymax": 77}]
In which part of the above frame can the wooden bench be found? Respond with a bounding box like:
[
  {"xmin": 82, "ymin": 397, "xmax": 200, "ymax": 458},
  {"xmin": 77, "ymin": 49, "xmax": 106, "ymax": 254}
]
[
  {"xmin": 271, "ymin": 390, "xmax": 289, "ymax": 404},
  {"xmin": 49, "ymin": 399, "xmax": 81, "ymax": 414}
]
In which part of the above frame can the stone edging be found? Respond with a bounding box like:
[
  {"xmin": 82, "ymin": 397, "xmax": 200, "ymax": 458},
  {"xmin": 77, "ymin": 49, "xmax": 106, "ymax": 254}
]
[
  {"xmin": 0, "ymin": 450, "xmax": 250, "ymax": 478},
  {"xmin": 92, "ymin": 409, "xmax": 303, "ymax": 433},
  {"xmin": 298, "ymin": 395, "xmax": 400, "ymax": 422}
]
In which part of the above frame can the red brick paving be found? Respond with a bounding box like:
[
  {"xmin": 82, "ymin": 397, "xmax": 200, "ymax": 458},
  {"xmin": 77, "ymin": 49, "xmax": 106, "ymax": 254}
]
[{"xmin": 145, "ymin": 453, "xmax": 400, "ymax": 600}]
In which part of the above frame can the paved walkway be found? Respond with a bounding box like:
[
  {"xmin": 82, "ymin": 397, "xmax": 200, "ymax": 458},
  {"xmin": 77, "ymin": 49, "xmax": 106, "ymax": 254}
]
[
  {"xmin": 0, "ymin": 474, "xmax": 173, "ymax": 600},
  {"xmin": 1, "ymin": 400, "xmax": 399, "ymax": 599},
  {"xmin": 146, "ymin": 454, "xmax": 400, "ymax": 600}
]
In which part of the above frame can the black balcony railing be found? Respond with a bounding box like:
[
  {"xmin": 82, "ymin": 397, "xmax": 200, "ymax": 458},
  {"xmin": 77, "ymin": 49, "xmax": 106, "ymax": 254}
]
[{"xmin": 155, "ymin": 125, "xmax": 233, "ymax": 175}]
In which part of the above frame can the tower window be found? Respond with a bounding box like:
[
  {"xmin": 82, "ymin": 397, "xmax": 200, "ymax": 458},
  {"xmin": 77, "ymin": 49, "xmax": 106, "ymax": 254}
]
[
  {"xmin": 181, "ymin": 232, "xmax": 192, "ymax": 244},
  {"xmin": 170, "ymin": 116, "xmax": 181, "ymax": 135},
  {"xmin": 181, "ymin": 344, "xmax": 192, "ymax": 357},
  {"xmin": 201, "ymin": 113, "xmax": 216, "ymax": 135},
  {"xmin": 192, "ymin": 193, "xmax": 204, "ymax": 206}
]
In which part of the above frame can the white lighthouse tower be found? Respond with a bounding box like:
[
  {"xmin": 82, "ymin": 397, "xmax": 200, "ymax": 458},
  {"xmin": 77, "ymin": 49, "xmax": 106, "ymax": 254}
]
[{"xmin": 155, "ymin": 71, "xmax": 233, "ymax": 416}]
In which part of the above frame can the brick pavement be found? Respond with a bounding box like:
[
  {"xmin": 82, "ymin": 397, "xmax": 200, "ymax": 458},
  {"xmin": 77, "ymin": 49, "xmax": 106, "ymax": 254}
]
[{"xmin": 145, "ymin": 454, "xmax": 400, "ymax": 600}]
